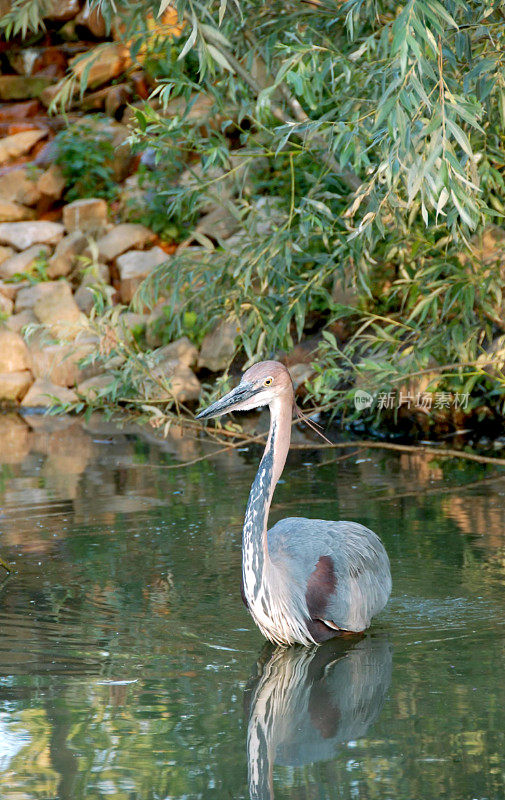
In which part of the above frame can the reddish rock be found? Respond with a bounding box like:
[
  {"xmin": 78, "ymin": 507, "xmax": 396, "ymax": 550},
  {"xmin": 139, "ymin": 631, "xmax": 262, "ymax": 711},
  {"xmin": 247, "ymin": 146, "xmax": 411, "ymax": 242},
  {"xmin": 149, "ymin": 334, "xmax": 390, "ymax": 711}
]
[
  {"xmin": 63, "ymin": 198, "xmax": 108, "ymax": 234},
  {"xmin": 0, "ymin": 100, "xmax": 41, "ymax": 122},
  {"xmin": 0, "ymin": 329, "xmax": 31, "ymax": 372},
  {"xmin": 0, "ymin": 244, "xmax": 51, "ymax": 279},
  {"xmin": 0, "ymin": 167, "xmax": 42, "ymax": 206},
  {"xmin": 21, "ymin": 378, "xmax": 77, "ymax": 408},
  {"xmin": 0, "ymin": 128, "xmax": 48, "ymax": 164},
  {"xmin": 0, "ymin": 201, "xmax": 36, "ymax": 223}
]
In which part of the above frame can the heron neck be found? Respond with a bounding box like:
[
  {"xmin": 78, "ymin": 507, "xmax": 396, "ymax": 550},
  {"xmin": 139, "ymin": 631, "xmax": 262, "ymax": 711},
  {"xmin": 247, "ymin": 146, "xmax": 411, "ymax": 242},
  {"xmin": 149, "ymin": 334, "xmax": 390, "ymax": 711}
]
[{"xmin": 243, "ymin": 396, "xmax": 292, "ymax": 581}]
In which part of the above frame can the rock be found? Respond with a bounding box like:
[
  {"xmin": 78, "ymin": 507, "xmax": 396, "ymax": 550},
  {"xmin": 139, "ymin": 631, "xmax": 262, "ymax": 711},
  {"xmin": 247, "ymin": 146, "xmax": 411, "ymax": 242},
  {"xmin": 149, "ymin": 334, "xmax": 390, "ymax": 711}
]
[
  {"xmin": 6, "ymin": 309, "xmax": 37, "ymax": 333},
  {"xmin": 21, "ymin": 378, "xmax": 77, "ymax": 408},
  {"xmin": 73, "ymin": 263, "xmax": 109, "ymax": 314},
  {"xmin": 69, "ymin": 43, "xmax": 131, "ymax": 90},
  {"xmin": 15, "ymin": 281, "xmax": 57, "ymax": 312},
  {"xmin": 116, "ymin": 246, "xmax": 168, "ymax": 303},
  {"xmin": 0, "ymin": 128, "xmax": 48, "ymax": 165},
  {"xmin": 118, "ymin": 312, "xmax": 148, "ymax": 339},
  {"xmin": 0, "ymin": 279, "xmax": 18, "ymax": 300},
  {"xmin": 0, "ymin": 244, "xmax": 51, "ymax": 279},
  {"xmin": 288, "ymin": 363, "xmax": 315, "ymax": 390},
  {"xmin": 76, "ymin": 374, "xmax": 113, "ymax": 401},
  {"xmin": 27, "ymin": 337, "xmax": 97, "ymax": 386},
  {"xmin": 0, "ymin": 100, "xmax": 41, "ymax": 122},
  {"xmin": 192, "ymin": 205, "xmax": 239, "ymax": 243},
  {"xmin": 0, "ymin": 247, "xmax": 15, "ymax": 266},
  {"xmin": 37, "ymin": 164, "xmax": 66, "ymax": 201},
  {"xmin": 43, "ymin": 0, "xmax": 80, "ymax": 20},
  {"xmin": 75, "ymin": 0, "xmax": 108, "ymax": 37},
  {"xmin": 0, "ymin": 76, "xmax": 54, "ymax": 101},
  {"xmin": 0, "ymin": 200, "xmax": 35, "ymax": 223},
  {"xmin": 81, "ymin": 83, "xmax": 131, "ymax": 117},
  {"xmin": 251, "ymin": 196, "xmax": 286, "ymax": 235},
  {"xmin": 0, "ymin": 167, "xmax": 42, "ymax": 206},
  {"xmin": 154, "ymin": 337, "xmax": 198, "ymax": 369},
  {"xmin": 0, "ymin": 294, "xmax": 13, "ymax": 315},
  {"xmin": 145, "ymin": 300, "xmax": 169, "ymax": 347},
  {"xmin": 146, "ymin": 363, "xmax": 201, "ymax": 403},
  {"xmin": 0, "ymin": 221, "xmax": 64, "ymax": 250},
  {"xmin": 63, "ymin": 198, "xmax": 108, "ymax": 235},
  {"xmin": 47, "ymin": 232, "xmax": 88, "ymax": 278},
  {"xmin": 198, "ymin": 320, "xmax": 239, "ymax": 372},
  {"xmin": 0, "ymin": 371, "xmax": 33, "ymax": 402},
  {"xmin": 33, "ymin": 280, "xmax": 84, "ymax": 339},
  {"xmin": 0, "ymin": 329, "xmax": 31, "ymax": 372},
  {"xmin": 96, "ymin": 223, "xmax": 156, "ymax": 262}
]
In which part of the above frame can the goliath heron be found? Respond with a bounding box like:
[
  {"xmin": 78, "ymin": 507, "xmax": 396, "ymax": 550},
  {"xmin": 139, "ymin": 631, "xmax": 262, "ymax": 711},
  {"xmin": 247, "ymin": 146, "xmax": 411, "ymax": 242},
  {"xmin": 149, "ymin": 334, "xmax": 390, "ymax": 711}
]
[{"xmin": 196, "ymin": 361, "xmax": 391, "ymax": 646}]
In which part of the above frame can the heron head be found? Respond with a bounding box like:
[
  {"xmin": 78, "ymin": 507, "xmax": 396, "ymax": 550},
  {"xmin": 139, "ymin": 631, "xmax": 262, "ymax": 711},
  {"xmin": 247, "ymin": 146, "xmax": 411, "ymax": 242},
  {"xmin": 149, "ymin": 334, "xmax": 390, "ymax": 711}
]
[{"xmin": 196, "ymin": 360, "xmax": 294, "ymax": 420}]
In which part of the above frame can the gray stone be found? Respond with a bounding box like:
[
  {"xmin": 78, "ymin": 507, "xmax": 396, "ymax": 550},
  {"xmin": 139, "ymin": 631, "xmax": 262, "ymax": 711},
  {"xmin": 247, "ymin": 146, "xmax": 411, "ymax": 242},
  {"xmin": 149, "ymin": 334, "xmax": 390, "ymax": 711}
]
[
  {"xmin": 198, "ymin": 320, "xmax": 239, "ymax": 372},
  {"xmin": 154, "ymin": 337, "xmax": 198, "ymax": 369},
  {"xmin": 0, "ymin": 247, "xmax": 15, "ymax": 266},
  {"xmin": 0, "ymin": 244, "xmax": 51, "ymax": 279},
  {"xmin": 0, "ymin": 167, "xmax": 42, "ymax": 206},
  {"xmin": 0, "ymin": 221, "xmax": 64, "ymax": 250},
  {"xmin": 0, "ymin": 370, "xmax": 33, "ymax": 401},
  {"xmin": 76, "ymin": 374, "xmax": 113, "ymax": 402},
  {"xmin": 33, "ymin": 280, "xmax": 84, "ymax": 339},
  {"xmin": 0, "ymin": 329, "xmax": 31, "ymax": 372},
  {"xmin": 37, "ymin": 164, "xmax": 66, "ymax": 201},
  {"xmin": 116, "ymin": 246, "xmax": 168, "ymax": 303},
  {"xmin": 63, "ymin": 198, "xmax": 108, "ymax": 235},
  {"xmin": 15, "ymin": 282, "xmax": 57, "ymax": 312},
  {"xmin": 288, "ymin": 363, "xmax": 315, "ymax": 390},
  {"xmin": 47, "ymin": 232, "xmax": 88, "ymax": 279},
  {"xmin": 0, "ymin": 294, "xmax": 13, "ymax": 315},
  {"xmin": 192, "ymin": 206, "xmax": 239, "ymax": 243},
  {"xmin": 0, "ymin": 128, "xmax": 48, "ymax": 165},
  {"xmin": 0, "ymin": 201, "xmax": 36, "ymax": 223},
  {"xmin": 6, "ymin": 309, "xmax": 37, "ymax": 333},
  {"xmin": 73, "ymin": 263, "xmax": 109, "ymax": 314},
  {"xmin": 21, "ymin": 378, "xmax": 77, "ymax": 408},
  {"xmin": 145, "ymin": 363, "xmax": 201, "ymax": 403},
  {"xmin": 96, "ymin": 223, "xmax": 156, "ymax": 262}
]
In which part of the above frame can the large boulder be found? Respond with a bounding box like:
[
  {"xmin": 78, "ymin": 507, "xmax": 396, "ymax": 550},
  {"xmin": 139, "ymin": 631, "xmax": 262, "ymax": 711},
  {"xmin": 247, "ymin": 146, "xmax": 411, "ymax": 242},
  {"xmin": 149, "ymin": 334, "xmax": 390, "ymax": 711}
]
[
  {"xmin": 116, "ymin": 246, "xmax": 168, "ymax": 303},
  {"xmin": 155, "ymin": 337, "xmax": 198, "ymax": 369},
  {"xmin": 96, "ymin": 223, "xmax": 156, "ymax": 262},
  {"xmin": 0, "ymin": 221, "xmax": 64, "ymax": 250},
  {"xmin": 68, "ymin": 43, "xmax": 131, "ymax": 90}
]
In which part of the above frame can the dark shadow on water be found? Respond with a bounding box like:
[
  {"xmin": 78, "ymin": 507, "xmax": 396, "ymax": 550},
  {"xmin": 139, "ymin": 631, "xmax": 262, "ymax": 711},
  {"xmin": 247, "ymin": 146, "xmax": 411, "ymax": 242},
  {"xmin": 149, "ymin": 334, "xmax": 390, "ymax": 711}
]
[{"xmin": 244, "ymin": 634, "xmax": 393, "ymax": 800}]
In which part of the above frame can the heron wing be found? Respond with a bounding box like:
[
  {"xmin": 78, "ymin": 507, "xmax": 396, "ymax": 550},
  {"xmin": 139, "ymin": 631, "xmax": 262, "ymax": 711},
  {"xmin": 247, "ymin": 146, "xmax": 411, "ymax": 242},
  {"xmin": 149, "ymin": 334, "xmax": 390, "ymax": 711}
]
[{"xmin": 267, "ymin": 518, "xmax": 391, "ymax": 632}]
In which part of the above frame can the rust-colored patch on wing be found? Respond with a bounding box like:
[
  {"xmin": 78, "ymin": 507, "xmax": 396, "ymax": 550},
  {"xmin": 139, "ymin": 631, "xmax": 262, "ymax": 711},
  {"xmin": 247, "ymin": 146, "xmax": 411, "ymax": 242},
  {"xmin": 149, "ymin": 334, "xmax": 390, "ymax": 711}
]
[{"xmin": 306, "ymin": 555, "xmax": 336, "ymax": 619}]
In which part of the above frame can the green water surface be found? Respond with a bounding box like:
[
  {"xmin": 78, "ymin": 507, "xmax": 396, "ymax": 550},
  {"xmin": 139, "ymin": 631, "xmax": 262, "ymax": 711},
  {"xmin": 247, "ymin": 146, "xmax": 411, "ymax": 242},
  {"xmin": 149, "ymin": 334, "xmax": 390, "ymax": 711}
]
[{"xmin": 0, "ymin": 413, "xmax": 504, "ymax": 799}]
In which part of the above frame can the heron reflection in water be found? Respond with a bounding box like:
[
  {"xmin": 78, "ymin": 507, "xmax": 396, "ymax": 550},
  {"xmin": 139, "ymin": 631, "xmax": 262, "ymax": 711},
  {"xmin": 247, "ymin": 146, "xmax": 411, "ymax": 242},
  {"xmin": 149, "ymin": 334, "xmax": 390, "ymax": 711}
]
[
  {"xmin": 245, "ymin": 635, "xmax": 392, "ymax": 800},
  {"xmin": 197, "ymin": 361, "xmax": 391, "ymax": 646}
]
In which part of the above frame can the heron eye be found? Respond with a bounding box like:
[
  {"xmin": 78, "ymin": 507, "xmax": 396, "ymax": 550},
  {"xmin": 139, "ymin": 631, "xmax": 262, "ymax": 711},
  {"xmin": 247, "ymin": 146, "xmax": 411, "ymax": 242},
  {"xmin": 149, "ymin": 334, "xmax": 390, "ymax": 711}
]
[{"xmin": 263, "ymin": 377, "xmax": 273, "ymax": 386}]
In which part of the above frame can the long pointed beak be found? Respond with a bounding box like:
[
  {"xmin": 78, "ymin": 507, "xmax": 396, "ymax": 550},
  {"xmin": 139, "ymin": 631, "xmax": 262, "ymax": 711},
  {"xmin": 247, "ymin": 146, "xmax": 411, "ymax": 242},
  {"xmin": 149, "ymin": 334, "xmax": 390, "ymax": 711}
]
[{"xmin": 196, "ymin": 382, "xmax": 259, "ymax": 420}]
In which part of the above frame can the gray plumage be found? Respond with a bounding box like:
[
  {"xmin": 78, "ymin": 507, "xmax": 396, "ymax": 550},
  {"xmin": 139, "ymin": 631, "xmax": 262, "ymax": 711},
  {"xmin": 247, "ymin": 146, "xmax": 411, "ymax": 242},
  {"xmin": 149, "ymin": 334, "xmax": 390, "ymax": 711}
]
[
  {"xmin": 268, "ymin": 518, "xmax": 391, "ymax": 634},
  {"xmin": 196, "ymin": 360, "xmax": 392, "ymax": 647}
]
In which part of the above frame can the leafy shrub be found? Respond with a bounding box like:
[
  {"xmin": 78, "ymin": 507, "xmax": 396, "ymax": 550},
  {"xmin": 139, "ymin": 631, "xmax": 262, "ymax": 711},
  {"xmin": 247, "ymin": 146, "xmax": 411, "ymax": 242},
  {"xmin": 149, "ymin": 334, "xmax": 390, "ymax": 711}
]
[{"xmin": 54, "ymin": 117, "xmax": 119, "ymax": 202}]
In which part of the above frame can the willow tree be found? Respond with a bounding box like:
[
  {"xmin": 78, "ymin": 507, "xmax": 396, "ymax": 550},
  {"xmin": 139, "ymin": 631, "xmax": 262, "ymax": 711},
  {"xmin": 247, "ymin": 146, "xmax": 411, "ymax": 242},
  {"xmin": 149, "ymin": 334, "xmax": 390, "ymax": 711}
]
[{"xmin": 4, "ymin": 0, "xmax": 505, "ymax": 420}]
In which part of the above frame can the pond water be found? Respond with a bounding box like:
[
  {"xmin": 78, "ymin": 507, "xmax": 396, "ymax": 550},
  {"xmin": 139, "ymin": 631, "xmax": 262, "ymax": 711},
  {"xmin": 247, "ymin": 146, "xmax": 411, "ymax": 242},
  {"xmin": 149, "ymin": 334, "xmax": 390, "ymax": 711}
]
[{"xmin": 0, "ymin": 412, "xmax": 504, "ymax": 800}]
